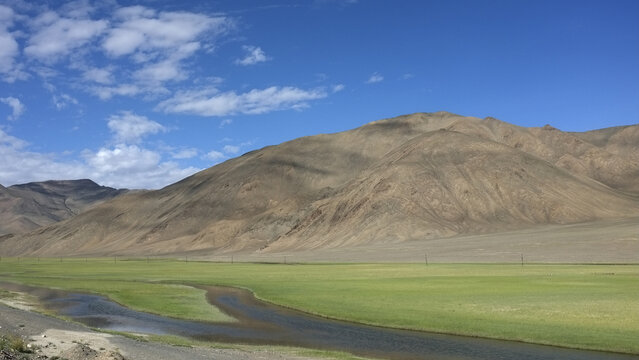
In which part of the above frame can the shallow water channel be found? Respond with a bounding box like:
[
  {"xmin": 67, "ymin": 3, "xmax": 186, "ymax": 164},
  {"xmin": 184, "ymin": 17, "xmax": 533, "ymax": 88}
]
[{"xmin": 2, "ymin": 282, "xmax": 637, "ymax": 360}]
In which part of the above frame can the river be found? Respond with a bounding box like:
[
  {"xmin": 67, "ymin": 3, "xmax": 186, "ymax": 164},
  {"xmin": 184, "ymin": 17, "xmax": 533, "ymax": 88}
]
[{"xmin": 1, "ymin": 282, "xmax": 637, "ymax": 360}]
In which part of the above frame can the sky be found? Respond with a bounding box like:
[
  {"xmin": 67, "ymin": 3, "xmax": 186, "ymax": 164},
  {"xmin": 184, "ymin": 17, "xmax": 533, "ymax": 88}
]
[{"xmin": 0, "ymin": 0, "xmax": 638, "ymax": 189}]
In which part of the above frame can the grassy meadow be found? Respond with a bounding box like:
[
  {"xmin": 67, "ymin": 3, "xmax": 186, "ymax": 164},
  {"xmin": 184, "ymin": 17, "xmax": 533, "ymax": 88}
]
[{"xmin": 0, "ymin": 258, "xmax": 637, "ymax": 354}]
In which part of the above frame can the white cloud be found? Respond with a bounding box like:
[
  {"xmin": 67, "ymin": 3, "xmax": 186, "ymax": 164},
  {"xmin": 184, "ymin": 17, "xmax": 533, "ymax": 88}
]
[
  {"xmin": 366, "ymin": 72, "xmax": 383, "ymax": 84},
  {"xmin": 171, "ymin": 148, "xmax": 197, "ymax": 159},
  {"xmin": 103, "ymin": 8, "xmax": 230, "ymax": 57},
  {"xmin": 402, "ymin": 73, "xmax": 415, "ymax": 80},
  {"xmin": 24, "ymin": 11, "xmax": 108, "ymax": 61},
  {"xmin": 96, "ymin": 7, "xmax": 229, "ymax": 94},
  {"xmin": 157, "ymin": 86, "xmax": 327, "ymax": 117},
  {"xmin": 82, "ymin": 144, "xmax": 199, "ymax": 189},
  {"xmin": 107, "ymin": 111, "xmax": 166, "ymax": 143},
  {"xmin": 84, "ymin": 144, "xmax": 160, "ymax": 172},
  {"xmin": 83, "ymin": 67, "xmax": 113, "ymax": 84},
  {"xmin": 223, "ymin": 145, "xmax": 240, "ymax": 154},
  {"xmin": 59, "ymin": 0, "xmax": 96, "ymax": 19},
  {"xmin": 0, "ymin": 29, "xmax": 19, "ymax": 76},
  {"xmin": 0, "ymin": 127, "xmax": 200, "ymax": 189},
  {"xmin": 332, "ymin": 84, "xmax": 345, "ymax": 93},
  {"xmin": 52, "ymin": 93, "xmax": 78, "ymax": 110},
  {"xmin": 235, "ymin": 45, "xmax": 270, "ymax": 66},
  {"xmin": 204, "ymin": 150, "xmax": 226, "ymax": 162},
  {"xmin": 0, "ymin": 127, "xmax": 27, "ymax": 149},
  {"xmin": 133, "ymin": 59, "xmax": 185, "ymax": 85},
  {"xmin": 91, "ymin": 84, "xmax": 142, "ymax": 100},
  {"xmin": 219, "ymin": 119, "xmax": 232, "ymax": 128},
  {"xmin": 113, "ymin": 5, "xmax": 156, "ymax": 20},
  {"xmin": 0, "ymin": 6, "xmax": 15, "ymax": 29},
  {"xmin": 0, "ymin": 96, "xmax": 25, "ymax": 121},
  {"xmin": 0, "ymin": 127, "xmax": 88, "ymax": 186},
  {"xmin": 41, "ymin": 82, "xmax": 79, "ymax": 110},
  {"xmin": 0, "ymin": 5, "xmax": 27, "ymax": 82},
  {"xmin": 134, "ymin": 59, "xmax": 183, "ymax": 83},
  {"xmin": 11, "ymin": 4, "xmax": 232, "ymax": 97}
]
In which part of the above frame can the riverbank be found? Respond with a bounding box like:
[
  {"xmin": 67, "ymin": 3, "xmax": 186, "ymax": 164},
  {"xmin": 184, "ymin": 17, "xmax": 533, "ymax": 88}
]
[{"xmin": 0, "ymin": 302, "xmax": 349, "ymax": 360}]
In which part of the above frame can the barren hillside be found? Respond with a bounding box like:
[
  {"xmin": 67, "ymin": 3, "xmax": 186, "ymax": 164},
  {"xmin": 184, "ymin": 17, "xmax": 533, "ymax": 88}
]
[
  {"xmin": 0, "ymin": 179, "xmax": 127, "ymax": 236},
  {"xmin": 1, "ymin": 112, "xmax": 637, "ymax": 257}
]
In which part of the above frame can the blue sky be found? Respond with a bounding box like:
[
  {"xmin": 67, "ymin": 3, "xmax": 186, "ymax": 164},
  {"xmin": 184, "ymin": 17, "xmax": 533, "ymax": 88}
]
[{"xmin": 1, "ymin": 0, "xmax": 638, "ymax": 189}]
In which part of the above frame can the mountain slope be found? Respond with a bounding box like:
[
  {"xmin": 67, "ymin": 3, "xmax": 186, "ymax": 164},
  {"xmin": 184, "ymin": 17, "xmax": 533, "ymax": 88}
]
[
  {"xmin": 270, "ymin": 130, "xmax": 636, "ymax": 251},
  {"xmin": 1, "ymin": 112, "xmax": 637, "ymax": 257},
  {"xmin": 0, "ymin": 179, "xmax": 128, "ymax": 236}
]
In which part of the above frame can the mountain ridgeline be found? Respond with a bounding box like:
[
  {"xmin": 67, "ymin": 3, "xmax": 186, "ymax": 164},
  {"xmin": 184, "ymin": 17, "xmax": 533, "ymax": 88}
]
[
  {"xmin": 1, "ymin": 112, "xmax": 638, "ymax": 256},
  {"xmin": 0, "ymin": 179, "xmax": 127, "ymax": 236}
]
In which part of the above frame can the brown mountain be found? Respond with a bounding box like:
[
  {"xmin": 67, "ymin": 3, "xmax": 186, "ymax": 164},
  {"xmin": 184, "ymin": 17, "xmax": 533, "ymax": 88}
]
[
  {"xmin": 1, "ymin": 112, "xmax": 637, "ymax": 257},
  {"xmin": 0, "ymin": 179, "xmax": 128, "ymax": 236}
]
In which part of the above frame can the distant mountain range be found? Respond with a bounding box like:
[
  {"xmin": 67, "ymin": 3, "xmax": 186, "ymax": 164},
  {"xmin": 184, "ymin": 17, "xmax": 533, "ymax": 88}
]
[
  {"xmin": 1, "ymin": 112, "xmax": 637, "ymax": 257},
  {"xmin": 0, "ymin": 179, "xmax": 127, "ymax": 236}
]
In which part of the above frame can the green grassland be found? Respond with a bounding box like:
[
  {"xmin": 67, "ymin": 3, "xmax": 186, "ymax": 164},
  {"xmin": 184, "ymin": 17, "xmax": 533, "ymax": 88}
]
[{"xmin": 0, "ymin": 259, "xmax": 637, "ymax": 354}]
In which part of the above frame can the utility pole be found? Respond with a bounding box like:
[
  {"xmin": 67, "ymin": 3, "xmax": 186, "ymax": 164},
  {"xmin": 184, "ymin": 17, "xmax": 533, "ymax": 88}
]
[{"xmin": 425, "ymin": 253, "xmax": 428, "ymax": 265}]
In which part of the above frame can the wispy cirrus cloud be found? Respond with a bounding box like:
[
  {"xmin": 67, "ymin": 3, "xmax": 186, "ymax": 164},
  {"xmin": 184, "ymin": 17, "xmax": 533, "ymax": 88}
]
[{"xmin": 157, "ymin": 86, "xmax": 327, "ymax": 117}]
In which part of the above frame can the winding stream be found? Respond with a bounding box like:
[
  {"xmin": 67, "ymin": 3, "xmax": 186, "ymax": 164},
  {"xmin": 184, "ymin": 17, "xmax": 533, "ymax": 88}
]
[{"xmin": 1, "ymin": 282, "xmax": 637, "ymax": 360}]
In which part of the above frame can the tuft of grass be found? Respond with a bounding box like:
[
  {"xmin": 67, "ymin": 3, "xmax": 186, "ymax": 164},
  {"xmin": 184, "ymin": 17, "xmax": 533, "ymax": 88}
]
[{"xmin": 0, "ymin": 334, "xmax": 31, "ymax": 353}]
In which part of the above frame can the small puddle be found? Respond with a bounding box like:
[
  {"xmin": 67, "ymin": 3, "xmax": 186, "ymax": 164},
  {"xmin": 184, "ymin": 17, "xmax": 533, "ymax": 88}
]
[{"xmin": 1, "ymin": 282, "xmax": 636, "ymax": 360}]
